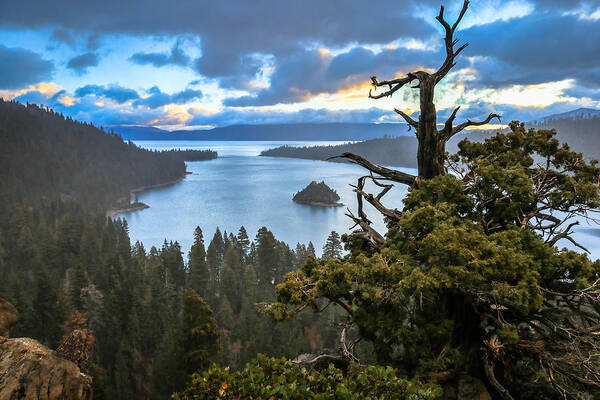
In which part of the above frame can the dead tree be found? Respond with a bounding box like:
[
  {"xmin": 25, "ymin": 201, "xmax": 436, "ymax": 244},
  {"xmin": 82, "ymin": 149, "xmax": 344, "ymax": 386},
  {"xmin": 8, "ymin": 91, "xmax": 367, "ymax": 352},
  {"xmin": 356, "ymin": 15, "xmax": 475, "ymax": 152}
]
[{"xmin": 332, "ymin": 0, "xmax": 499, "ymax": 247}]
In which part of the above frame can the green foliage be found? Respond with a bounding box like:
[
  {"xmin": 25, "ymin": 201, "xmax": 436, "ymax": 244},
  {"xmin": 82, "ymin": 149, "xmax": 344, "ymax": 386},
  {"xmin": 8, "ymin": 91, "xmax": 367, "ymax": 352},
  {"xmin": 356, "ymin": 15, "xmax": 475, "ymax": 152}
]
[
  {"xmin": 180, "ymin": 289, "xmax": 220, "ymax": 374},
  {"xmin": 0, "ymin": 101, "xmax": 350, "ymax": 398},
  {"xmin": 322, "ymin": 231, "xmax": 343, "ymax": 259},
  {"xmin": 266, "ymin": 124, "xmax": 600, "ymax": 398},
  {"xmin": 189, "ymin": 227, "xmax": 209, "ymax": 298},
  {"xmin": 173, "ymin": 354, "xmax": 442, "ymax": 400}
]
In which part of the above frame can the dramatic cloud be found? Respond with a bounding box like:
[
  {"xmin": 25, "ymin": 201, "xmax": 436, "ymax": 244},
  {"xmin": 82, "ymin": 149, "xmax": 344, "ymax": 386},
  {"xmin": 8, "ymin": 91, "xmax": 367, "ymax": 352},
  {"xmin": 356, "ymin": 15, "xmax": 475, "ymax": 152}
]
[
  {"xmin": 75, "ymin": 84, "xmax": 140, "ymax": 103},
  {"xmin": 0, "ymin": 46, "xmax": 53, "ymax": 89},
  {"xmin": 1, "ymin": 0, "xmax": 599, "ymax": 125},
  {"xmin": 67, "ymin": 52, "xmax": 99, "ymax": 73},
  {"xmin": 225, "ymin": 45, "xmax": 443, "ymax": 106},
  {"xmin": 134, "ymin": 86, "xmax": 202, "ymax": 108},
  {"xmin": 129, "ymin": 40, "xmax": 190, "ymax": 67},
  {"xmin": 462, "ymin": 13, "xmax": 600, "ymax": 87},
  {"xmin": 0, "ymin": 0, "xmax": 435, "ymax": 84},
  {"xmin": 8, "ymin": 86, "xmax": 181, "ymax": 126}
]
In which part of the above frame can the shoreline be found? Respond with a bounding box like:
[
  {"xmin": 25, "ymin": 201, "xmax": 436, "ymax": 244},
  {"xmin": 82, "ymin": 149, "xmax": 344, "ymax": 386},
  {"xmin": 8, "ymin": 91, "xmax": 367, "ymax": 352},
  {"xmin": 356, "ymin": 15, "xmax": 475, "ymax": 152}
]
[
  {"xmin": 106, "ymin": 202, "xmax": 150, "ymax": 218},
  {"xmin": 293, "ymin": 200, "xmax": 344, "ymax": 207},
  {"xmin": 106, "ymin": 171, "xmax": 189, "ymax": 218}
]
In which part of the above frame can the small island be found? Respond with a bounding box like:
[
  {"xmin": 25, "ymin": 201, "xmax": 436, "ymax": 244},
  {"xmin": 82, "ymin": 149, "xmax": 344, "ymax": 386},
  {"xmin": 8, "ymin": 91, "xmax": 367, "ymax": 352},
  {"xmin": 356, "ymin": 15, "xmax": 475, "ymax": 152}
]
[{"xmin": 293, "ymin": 181, "xmax": 343, "ymax": 207}]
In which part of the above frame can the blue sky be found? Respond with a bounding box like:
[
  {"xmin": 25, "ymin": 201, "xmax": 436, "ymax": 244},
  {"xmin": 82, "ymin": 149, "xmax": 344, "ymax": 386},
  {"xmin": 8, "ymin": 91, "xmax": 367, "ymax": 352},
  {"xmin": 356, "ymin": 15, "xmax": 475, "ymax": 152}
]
[{"xmin": 1, "ymin": 0, "xmax": 599, "ymax": 130}]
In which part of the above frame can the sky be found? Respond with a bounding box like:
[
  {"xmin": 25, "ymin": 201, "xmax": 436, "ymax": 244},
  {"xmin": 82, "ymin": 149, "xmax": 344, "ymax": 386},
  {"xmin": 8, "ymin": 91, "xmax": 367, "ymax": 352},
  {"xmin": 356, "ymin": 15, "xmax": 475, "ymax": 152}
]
[{"xmin": 1, "ymin": 0, "xmax": 599, "ymax": 130}]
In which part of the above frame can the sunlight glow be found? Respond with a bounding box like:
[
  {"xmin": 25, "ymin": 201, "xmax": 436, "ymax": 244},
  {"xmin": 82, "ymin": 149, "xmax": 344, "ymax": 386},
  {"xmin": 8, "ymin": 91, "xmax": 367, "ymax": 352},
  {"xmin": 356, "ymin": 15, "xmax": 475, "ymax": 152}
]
[{"xmin": 0, "ymin": 82, "xmax": 62, "ymax": 100}]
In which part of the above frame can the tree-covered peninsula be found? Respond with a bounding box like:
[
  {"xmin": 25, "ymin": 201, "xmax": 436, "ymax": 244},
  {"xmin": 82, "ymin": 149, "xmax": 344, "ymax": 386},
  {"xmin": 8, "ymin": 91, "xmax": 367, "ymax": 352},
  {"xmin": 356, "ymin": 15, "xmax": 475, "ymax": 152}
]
[{"xmin": 261, "ymin": 136, "xmax": 418, "ymax": 168}]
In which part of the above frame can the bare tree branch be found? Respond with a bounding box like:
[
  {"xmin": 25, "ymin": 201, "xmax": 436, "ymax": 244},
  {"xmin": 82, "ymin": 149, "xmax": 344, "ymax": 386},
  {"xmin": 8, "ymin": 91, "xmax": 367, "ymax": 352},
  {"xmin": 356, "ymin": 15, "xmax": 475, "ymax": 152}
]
[
  {"xmin": 351, "ymin": 176, "xmax": 402, "ymax": 221},
  {"xmin": 345, "ymin": 209, "xmax": 385, "ymax": 249},
  {"xmin": 434, "ymin": 0, "xmax": 470, "ymax": 83},
  {"xmin": 439, "ymin": 106, "xmax": 461, "ymax": 138},
  {"xmin": 394, "ymin": 108, "xmax": 418, "ymax": 131},
  {"xmin": 450, "ymin": 113, "xmax": 501, "ymax": 137},
  {"xmin": 369, "ymin": 74, "xmax": 416, "ymax": 99},
  {"xmin": 328, "ymin": 153, "xmax": 417, "ymax": 186}
]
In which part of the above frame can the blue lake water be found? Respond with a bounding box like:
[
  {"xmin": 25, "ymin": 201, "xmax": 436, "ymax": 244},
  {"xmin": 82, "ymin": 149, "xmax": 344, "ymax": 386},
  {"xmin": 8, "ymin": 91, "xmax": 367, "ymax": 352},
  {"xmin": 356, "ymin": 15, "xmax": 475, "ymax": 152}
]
[{"xmin": 120, "ymin": 141, "xmax": 600, "ymax": 259}]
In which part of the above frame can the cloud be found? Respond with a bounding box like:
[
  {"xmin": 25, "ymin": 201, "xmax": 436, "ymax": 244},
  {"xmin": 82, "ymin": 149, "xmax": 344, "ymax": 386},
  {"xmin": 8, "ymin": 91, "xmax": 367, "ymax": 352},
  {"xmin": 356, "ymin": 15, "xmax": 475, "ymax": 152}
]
[
  {"xmin": 0, "ymin": 46, "xmax": 53, "ymax": 89},
  {"xmin": 49, "ymin": 29, "xmax": 75, "ymax": 46},
  {"xmin": 225, "ymin": 44, "xmax": 442, "ymax": 106},
  {"xmin": 0, "ymin": 0, "xmax": 435, "ymax": 86},
  {"xmin": 462, "ymin": 13, "xmax": 600, "ymax": 87},
  {"xmin": 74, "ymin": 84, "xmax": 139, "ymax": 103},
  {"xmin": 67, "ymin": 52, "xmax": 99, "ymax": 73},
  {"xmin": 14, "ymin": 90, "xmax": 54, "ymax": 105},
  {"xmin": 129, "ymin": 40, "xmax": 190, "ymax": 67},
  {"xmin": 2, "ymin": 0, "xmax": 599, "ymax": 126},
  {"xmin": 11, "ymin": 86, "xmax": 179, "ymax": 126},
  {"xmin": 188, "ymin": 106, "xmax": 399, "ymax": 126},
  {"xmin": 86, "ymin": 33, "xmax": 102, "ymax": 50},
  {"xmin": 134, "ymin": 86, "xmax": 202, "ymax": 108}
]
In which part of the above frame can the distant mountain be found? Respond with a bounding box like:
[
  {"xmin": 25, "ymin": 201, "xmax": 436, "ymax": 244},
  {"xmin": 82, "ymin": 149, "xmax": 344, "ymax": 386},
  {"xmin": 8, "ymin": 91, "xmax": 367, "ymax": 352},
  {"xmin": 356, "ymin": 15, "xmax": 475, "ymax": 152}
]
[
  {"xmin": 110, "ymin": 123, "xmax": 410, "ymax": 141},
  {"xmin": 527, "ymin": 108, "xmax": 600, "ymax": 160},
  {"xmin": 534, "ymin": 108, "xmax": 600, "ymax": 123}
]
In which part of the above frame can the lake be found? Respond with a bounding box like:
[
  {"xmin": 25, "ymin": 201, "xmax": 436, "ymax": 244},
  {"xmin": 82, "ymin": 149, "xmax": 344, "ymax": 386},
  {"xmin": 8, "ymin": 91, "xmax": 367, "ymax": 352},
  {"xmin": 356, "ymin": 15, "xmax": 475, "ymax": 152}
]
[{"xmin": 119, "ymin": 141, "xmax": 600, "ymax": 259}]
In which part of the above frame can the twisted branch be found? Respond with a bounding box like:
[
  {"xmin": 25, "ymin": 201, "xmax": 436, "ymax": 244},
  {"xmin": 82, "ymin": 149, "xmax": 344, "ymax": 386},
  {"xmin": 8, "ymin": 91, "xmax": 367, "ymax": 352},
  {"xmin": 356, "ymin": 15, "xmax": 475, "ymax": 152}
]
[
  {"xmin": 450, "ymin": 113, "xmax": 501, "ymax": 137},
  {"xmin": 394, "ymin": 108, "xmax": 418, "ymax": 131},
  {"xmin": 328, "ymin": 153, "xmax": 417, "ymax": 186},
  {"xmin": 369, "ymin": 74, "xmax": 416, "ymax": 99},
  {"xmin": 434, "ymin": 0, "xmax": 470, "ymax": 83}
]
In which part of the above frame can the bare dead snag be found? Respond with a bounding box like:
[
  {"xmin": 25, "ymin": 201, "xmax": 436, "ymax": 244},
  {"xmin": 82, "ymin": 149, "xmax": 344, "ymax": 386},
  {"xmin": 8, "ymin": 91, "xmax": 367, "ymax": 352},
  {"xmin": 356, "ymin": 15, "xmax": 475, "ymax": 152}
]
[{"xmin": 335, "ymin": 0, "xmax": 499, "ymax": 248}]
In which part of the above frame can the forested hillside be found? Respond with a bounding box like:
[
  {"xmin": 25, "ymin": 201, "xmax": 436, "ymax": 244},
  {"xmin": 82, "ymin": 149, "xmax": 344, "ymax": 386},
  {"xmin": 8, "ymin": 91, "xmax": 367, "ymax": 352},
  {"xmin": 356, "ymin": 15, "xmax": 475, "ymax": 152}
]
[
  {"xmin": 0, "ymin": 100, "xmax": 186, "ymax": 210},
  {"xmin": 528, "ymin": 114, "xmax": 600, "ymax": 160},
  {"xmin": 0, "ymin": 100, "xmax": 346, "ymax": 399},
  {"xmin": 261, "ymin": 136, "xmax": 418, "ymax": 167}
]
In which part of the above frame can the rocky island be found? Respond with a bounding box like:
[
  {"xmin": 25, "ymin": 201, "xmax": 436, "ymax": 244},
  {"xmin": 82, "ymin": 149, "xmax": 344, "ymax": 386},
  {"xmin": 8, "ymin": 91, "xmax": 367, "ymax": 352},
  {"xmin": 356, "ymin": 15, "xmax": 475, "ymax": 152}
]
[{"xmin": 293, "ymin": 181, "xmax": 343, "ymax": 207}]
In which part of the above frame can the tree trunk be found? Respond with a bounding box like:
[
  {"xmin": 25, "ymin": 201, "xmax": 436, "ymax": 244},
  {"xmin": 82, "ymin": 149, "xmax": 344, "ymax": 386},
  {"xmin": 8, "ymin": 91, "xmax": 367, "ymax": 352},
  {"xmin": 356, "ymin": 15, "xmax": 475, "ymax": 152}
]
[{"xmin": 417, "ymin": 77, "xmax": 446, "ymax": 180}]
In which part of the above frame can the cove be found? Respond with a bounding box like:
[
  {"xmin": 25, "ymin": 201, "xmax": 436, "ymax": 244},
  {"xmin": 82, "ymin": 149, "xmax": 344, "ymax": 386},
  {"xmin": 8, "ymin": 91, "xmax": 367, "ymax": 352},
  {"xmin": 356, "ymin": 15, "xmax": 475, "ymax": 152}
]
[{"xmin": 119, "ymin": 141, "xmax": 600, "ymax": 259}]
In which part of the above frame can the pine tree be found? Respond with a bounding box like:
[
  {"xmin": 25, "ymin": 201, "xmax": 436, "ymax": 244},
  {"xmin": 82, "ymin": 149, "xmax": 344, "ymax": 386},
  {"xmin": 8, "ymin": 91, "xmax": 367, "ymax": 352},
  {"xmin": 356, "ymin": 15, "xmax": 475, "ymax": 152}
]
[
  {"xmin": 179, "ymin": 289, "xmax": 219, "ymax": 375},
  {"xmin": 161, "ymin": 241, "xmax": 185, "ymax": 289},
  {"xmin": 69, "ymin": 263, "xmax": 88, "ymax": 310},
  {"xmin": 307, "ymin": 242, "xmax": 316, "ymax": 257},
  {"xmin": 254, "ymin": 227, "xmax": 279, "ymax": 288},
  {"xmin": 236, "ymin": 226, "xmax": 250, "ymax": 259},
  {"xmin": 206, "ymin": 228, "xmax": 225, "ymax": 296},
  {"xmin": 188, "ymin": 227, "xmax": 209, "ymax": 297},
  {"xmin": 32, "ymin": 267, "xmax": 63, "ymax": 347},
  {"xmin": 322, "ymin": 231, "xmax": 342, "ymax": 259},
  {"xmin": 219, "ymin": 263, "xmax": 239, "ymax": 315}
]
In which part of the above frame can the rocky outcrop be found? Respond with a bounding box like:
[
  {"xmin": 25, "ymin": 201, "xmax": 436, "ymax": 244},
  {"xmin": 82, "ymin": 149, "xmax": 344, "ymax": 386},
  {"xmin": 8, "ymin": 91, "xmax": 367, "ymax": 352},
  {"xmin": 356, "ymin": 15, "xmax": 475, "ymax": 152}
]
[
  {"xmin": 0, "ymin": 297, "xmax": 18, "ymax": 337},
  {"xmin": 0, "ymin": 336, "xmax": 93, "ymax": 400},
  {"xmin": 0, "ymin": 297, "xmax": 92, "ymax": 400}
]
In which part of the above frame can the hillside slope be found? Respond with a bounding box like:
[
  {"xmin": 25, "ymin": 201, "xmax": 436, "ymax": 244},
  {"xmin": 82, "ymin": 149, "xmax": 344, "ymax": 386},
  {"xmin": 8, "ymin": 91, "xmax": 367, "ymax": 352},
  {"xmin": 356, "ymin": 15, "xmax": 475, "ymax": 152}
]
[{"xmin": 0, "ymin": 100, "xmax": 186, "ymax": 210}]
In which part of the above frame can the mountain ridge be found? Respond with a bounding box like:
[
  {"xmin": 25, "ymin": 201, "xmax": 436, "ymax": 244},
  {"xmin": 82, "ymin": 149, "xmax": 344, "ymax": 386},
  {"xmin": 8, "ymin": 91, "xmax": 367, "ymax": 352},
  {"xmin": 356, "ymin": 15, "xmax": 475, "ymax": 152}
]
[{"xmin": 109, "ymin": 123, "xmax": 410, "ymax": 141}]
